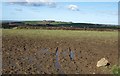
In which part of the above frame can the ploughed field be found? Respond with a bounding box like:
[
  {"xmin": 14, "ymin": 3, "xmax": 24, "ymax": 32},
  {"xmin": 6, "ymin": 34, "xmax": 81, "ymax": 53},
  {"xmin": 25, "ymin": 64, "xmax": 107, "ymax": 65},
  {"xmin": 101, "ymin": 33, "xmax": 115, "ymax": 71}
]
[{"xmin": 2, "ymin": 29, "xmax": 118, "ymax": 74}]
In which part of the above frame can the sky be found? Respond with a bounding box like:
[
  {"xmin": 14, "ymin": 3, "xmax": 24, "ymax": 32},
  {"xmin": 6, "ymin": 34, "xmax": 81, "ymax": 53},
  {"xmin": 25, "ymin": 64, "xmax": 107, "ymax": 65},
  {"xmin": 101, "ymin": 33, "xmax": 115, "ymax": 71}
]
[{"xmin": 1, "ymin": 0, "xmax": 119, "ymax": 25}]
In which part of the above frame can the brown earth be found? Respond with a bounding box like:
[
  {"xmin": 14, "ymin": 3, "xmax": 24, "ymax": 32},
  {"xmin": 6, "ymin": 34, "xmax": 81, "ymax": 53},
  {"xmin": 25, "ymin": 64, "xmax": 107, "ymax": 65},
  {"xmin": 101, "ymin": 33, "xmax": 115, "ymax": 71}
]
[{"xmin": 2, "ymin": 32, "xmax": 118, "ymax": 74}]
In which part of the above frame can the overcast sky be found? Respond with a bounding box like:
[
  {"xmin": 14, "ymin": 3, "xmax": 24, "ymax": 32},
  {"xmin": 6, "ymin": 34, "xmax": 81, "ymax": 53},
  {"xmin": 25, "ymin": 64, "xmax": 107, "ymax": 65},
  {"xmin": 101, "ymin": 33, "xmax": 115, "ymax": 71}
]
[{"xmin": 1, "ymin": 0, "xmax": 118, "ymax": 25}]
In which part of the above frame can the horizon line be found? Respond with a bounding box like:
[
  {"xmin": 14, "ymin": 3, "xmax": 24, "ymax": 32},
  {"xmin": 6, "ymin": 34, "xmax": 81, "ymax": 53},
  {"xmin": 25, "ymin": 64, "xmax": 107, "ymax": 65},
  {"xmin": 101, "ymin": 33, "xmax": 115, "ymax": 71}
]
[{"xmin": 1, "ymin": 19, "xmax": 118, "ymax": 25}]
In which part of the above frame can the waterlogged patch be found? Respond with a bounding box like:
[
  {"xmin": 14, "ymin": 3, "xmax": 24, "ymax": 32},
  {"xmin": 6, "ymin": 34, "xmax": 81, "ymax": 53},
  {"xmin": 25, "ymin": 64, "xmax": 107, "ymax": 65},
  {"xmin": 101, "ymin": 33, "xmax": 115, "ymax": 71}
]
[
  {"xmin": 70, "ymin": 50, "xmax": 74, "ymax": 61},
  {"xmin": 69, "ymin": 48, "xmax": 74, "ymax": 61},
  {"xmin": 55, "ymin": 47, "xmax": 64, "ymax": 74}
]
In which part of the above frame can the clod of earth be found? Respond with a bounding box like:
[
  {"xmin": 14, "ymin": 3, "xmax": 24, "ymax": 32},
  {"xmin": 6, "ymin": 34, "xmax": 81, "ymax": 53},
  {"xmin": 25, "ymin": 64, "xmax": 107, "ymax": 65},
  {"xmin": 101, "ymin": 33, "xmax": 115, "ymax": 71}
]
[
  {"xmin": 97, "ymin": 58, "xmax": 109, "ymax": 67},
  {"xmin": 93, "ymin": 72, "xmax": 95, "ymax": 74}
]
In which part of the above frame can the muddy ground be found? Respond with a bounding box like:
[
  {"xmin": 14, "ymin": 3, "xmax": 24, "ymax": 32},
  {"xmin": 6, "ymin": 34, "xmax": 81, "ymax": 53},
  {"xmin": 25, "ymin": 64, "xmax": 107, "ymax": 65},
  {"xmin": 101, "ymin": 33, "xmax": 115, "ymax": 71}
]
[{"xmin": 2, "ymin": 30, "xmax": 118, "ymax": 74}]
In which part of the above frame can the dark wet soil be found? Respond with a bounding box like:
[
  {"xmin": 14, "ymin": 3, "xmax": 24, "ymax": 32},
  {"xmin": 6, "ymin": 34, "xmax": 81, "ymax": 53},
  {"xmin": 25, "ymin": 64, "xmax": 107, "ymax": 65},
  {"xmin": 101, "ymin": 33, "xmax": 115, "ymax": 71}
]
[{"xmin": 2, "ymin": 34, "xmax": 118, "ymax": 74}]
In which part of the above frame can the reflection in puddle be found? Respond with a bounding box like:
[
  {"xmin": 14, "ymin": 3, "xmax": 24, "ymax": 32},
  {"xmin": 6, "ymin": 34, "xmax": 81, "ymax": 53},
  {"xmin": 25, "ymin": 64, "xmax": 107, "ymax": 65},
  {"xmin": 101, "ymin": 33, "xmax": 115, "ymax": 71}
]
[
  {"xmin": 69, "ymin": 48, "xmax": 74, "ymax": 61},
  {"xmin": 41, "ymin": 48, "xmax": 49, "ymax": 54},
  {"xmin": 55, "ymin": 47, "xmax": 60, "ymax": 69},
  {"xmin": 43, "ymin": 48, "xmax": 49, "ymax": 52},
  {"xmin": 70, "ymin": 51, "xmax": 74, "ymax": 60},
  {"xmin": 55, "ymin": 47, "xmax": 64, "ymax": 74},
  {"xmin": 62, "ymin": 51, "xmax": 67, "ymax": 58}
]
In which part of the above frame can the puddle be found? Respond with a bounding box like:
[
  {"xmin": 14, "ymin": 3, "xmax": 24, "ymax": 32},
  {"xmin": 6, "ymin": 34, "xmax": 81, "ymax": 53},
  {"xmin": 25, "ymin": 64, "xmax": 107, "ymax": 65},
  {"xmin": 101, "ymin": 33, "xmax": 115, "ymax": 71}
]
[
  {"xmin": 44, "ymin": 48, "xmax": 49, "ymax": 51},
  {"xmin": 27, "ymin": 55, "xmax": 36, "ymax": 63},
  {"xmin": 40, "ymin": 48, "xmax": 50, "ymax": 54},
  {"xmin": 55, "ymin": 47, "xmax": 64, "ymax": 74},
  {"xmin": 77, "ymin": 51, "xmax": 81, "ymax": 59},
  {"xmin": 55, "ymin": 48, "xmax": 60, "ymax": 69},
  {"xmin": 69, "ymin": 48, "xmax": 74, "ymax": 60},
  {"xmin": 42, "ymin": 48, "xmax": 48, "ymax": 52},
  {"xmin": 62, "ymin": 51, "xmax": 67, "ymax": 58},
  {"xmin": 70, "ymin": 51, "xmax": 74, "ymax": 60}
]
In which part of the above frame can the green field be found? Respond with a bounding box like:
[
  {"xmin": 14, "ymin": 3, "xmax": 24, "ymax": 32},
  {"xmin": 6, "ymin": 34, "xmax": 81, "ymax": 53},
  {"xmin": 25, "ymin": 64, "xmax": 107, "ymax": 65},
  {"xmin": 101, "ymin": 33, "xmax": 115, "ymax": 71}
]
[
  {"xmin": 22, "ymin": 21, "xmax": 119, "ymax": 29},
  {"xmin": 2, "ymin": 29, "xmax": 118, "ymax": 39}
]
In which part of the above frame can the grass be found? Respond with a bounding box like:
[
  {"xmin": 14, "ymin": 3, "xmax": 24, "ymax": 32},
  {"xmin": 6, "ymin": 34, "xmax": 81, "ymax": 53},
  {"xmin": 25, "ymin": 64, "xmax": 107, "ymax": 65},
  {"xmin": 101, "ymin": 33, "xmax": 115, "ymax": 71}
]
[
  {"xmin": 2, "ymin": 29, "xmax": 118, "ymax": 39},
  {"xmin": 111, "ymin": 65, "xmax": 120, "ymax": 76}
]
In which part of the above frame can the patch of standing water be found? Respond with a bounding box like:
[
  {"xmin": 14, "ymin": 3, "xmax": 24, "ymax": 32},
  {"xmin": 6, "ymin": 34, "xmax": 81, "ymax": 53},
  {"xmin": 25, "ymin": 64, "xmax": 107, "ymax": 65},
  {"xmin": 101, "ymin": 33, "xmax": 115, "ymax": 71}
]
[
  {"xmin": 70, "ymin": 50, "xmax": 74, "ymax": 61},
  {"xmin": 55, "ymin": 47, "xmax": 64, "ymax": 74},
  {"xmin": 69, "ymin": 48, "xmax": 74, "ymax": 61},
  {"xmin": 62, "ymin": 50, "xmax": 67, "ymax": 58},
  {"xmin": 41, "ymin": 48, "xmax": 49, "ymax": 54}
]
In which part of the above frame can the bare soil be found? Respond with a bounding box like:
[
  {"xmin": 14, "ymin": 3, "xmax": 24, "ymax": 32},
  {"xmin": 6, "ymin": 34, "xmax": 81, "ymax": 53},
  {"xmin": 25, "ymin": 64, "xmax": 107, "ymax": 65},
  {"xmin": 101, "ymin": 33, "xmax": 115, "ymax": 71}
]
[{"xmin": 2, "ymin": 32, "xmax": 118, "ymax": 74}]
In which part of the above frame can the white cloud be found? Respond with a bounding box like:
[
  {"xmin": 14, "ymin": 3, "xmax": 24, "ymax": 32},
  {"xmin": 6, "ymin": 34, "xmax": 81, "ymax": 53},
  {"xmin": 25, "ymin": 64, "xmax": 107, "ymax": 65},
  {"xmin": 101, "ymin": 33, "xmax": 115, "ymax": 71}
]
[
  {"xmin": 27, "ymin": 1, "xmax": 56, "ymax": 7},
  {"xmin": 8, "ymin": 0, "xmax": 56, "ymax": 7},
  {"xmin": 26, "ymin": 0, "xmax": 56, "ymax": 7},
  {"xmin": 67, "ymin": 5, "xmax": 79, "ymax": 11},
  {"xmin": 26, "ymin": 0, "xmax": 53, "ymax": 2},
  {"xmin": 3, "ymin": 0, "xmax": 119, "ymax": 2}
]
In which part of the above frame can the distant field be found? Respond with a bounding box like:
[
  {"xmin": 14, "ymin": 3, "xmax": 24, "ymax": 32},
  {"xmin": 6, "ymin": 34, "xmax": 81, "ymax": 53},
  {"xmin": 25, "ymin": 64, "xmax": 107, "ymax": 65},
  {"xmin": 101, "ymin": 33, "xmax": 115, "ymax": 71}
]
[{"xmin": 2, "ymin": 29, "xmax": 118, "ymax": 39}]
